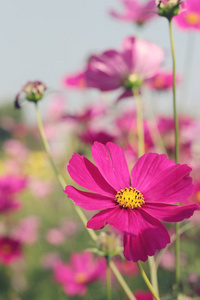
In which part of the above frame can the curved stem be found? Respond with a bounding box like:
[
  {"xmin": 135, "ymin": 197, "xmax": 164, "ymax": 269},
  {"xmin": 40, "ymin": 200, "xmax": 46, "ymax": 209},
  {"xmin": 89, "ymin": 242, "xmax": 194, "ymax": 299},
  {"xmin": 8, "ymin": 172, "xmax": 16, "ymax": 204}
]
[
  {"xmin": 34, "ymin": 102, "xmax": 136, "ymax": 300},
  {"xmin": 106, "ymin": 257, "xmax": 112, "ymax": 300},
  {"xmin": 110, "ymin": 261, "xmax": 136, "ymax": 300},
  {"xmin": 137, "ymin": 262, "xmax": 160, "ymax": 300},
  {"xmin": 148, "ymin": 257, "xmax": 159, "ymax": 296},
  {"xmin": 35, "ymin": 102, "xmax": 97, "ymax": 242},
  {"xmin": 168, "ymin": 20, "xmax": 180, "ymax": 297}
]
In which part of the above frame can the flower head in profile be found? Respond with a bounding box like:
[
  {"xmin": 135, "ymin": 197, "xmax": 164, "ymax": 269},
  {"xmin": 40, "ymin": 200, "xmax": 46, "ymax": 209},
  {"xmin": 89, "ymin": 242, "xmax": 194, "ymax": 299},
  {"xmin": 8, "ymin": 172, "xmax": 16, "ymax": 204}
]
[
  {"xmin": 109, "ymin": 0, "xmax": 156, "ymax": 26},
  {"xmin": 0, "ymin": 236, "xmax": 22, "ymax": 265},
  {"xmin": 85, "ymin": 37, "xmax": 164, "ymax": 100},
  {"xmin": 65, "ymin": 142, "xmax": 198, "ymax": 262},
  {"xmin": 174, "ymin": 0, "xmax": 200, "ymax": 31},
  {"xmin": 53, "ymin": 252, "xmax": 105, "ymax": 296},
  {"xmin": 14, "ymin": 81, "xmax": 47, "ymax": 109},
  {"xmin": 147, "ymin": 70, "xmax": 180, "ymax": 91}
]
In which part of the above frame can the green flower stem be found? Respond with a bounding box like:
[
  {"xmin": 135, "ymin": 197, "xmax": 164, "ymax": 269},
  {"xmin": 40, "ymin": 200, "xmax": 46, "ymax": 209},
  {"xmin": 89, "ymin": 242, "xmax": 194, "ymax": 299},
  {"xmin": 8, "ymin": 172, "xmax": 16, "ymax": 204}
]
[
  {"xmin": 35, "ymin": 102, "xmax": 97, "ymax": 242},
  {"xmin": 110, "ymin": 262, "xmax": 136, "ymax": 300},
  {"xmin": 168, "ymin": 20, "xmax": 180, "ymax": 297},
  {"xmin": 155, "ymin": 223, "xmax": 194, "ymax": 269},
  {"xmin": 34, "ymin": 102, "xmax": 136, "ymax": 300},
  {"xmin": 137, "ymin": 262, "xmax": 160, "ymax": 300},
  {"xmin": 134, "ymin": 89, "xmax": 145, "ymax": 157},
  {"xmin": 133, "ymin": 90, "xmax": 159, "ymax": 297},
  {"xmin": 148, "ymin": 257, "xmax": 159, "ymax": 296},
  {"xmin": 106, "ymin": 257, "xmax": 112, "ymax": 300}
]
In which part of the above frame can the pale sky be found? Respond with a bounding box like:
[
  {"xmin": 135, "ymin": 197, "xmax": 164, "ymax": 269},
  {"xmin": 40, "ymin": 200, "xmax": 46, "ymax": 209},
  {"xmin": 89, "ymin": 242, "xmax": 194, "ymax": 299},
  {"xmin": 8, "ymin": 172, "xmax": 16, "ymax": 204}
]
[{"xmin": 1, "ymin": 0, "xmax": 200, "ymax": 115}]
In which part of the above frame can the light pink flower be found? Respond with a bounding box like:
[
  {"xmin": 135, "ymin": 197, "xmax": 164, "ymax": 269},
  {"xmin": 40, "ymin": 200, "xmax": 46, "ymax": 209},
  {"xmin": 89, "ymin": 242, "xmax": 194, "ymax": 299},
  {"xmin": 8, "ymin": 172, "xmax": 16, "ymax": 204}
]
[
  {"xmin": 109, "ymin": 0, "xmax": 156, "ymax": 25},
  {"xmin": 79, "ymin": 129, "xmax": 117, "ymax": 145},
  {"xmin": 175, "ymin": 0, "xmax": 200, "ymax": 31},
  {"xmin": 12, "ymin": 216, "xmax": 40, "ymax": 245},
  {"xmin": 0, "ymin": 175, "xmax": 27, "ymax": 213},
  {"xmin": 46, "ymin": 229, "xmax": 66, "ymax": 245},
  {"xmin": 65, "ymin": 142, "xmax": 198, "ymax": 262},
  {"xmin": 0, "ymin": 236, "xmax": 22, "ymax": 265},
  {"xmin": 41, "ymin": 252, "xmax": 62, "ymax": 269},
  {"xmin": 85, "ymin": 37, "xmax": 164, "ymax": 100},
  {"xmin": 53, "ymin": 252, "xmax": 105, "ymax": 296}
]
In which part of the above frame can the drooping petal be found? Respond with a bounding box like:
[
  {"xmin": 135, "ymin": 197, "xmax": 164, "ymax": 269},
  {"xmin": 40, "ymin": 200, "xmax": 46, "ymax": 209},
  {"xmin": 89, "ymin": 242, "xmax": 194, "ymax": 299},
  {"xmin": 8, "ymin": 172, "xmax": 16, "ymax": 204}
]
[
  {"xmin": 131, "ymin": 153, "xmax": 175, "ymax": 190},
  {"xmin": 143, "ymin": 164, "xmax": 193, "ymax": 203},
  {"xmin": 91, "ymin": 142, "xmax": 130, "ymax": 191},
  {"xmin": 67, "ymin": 153, "xmax": 116, "ymax": 196},
  {"xmin": 87, "ymin": 206, "xmax": 142, "ymax": 236},
  {"xmin": 65, "ymin": 186, "xmax": 116, "ymax": 211},
  {"xmin": 142, "ymin": 203, "xmax": 199, "ymax": 222},
  {"xmin": 123, "ymin": 210, "xmax": 170, "ymax": 262}
]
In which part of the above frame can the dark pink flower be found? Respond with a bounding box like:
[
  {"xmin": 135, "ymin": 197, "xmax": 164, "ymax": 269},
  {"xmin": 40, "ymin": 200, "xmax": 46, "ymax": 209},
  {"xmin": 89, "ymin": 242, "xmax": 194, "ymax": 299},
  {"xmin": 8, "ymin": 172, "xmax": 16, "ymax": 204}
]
[
  {"xmin": 85, "ymin": 37, "xmax": 164, "ymax": 100},
  {"xmin": 134, "ymin": 290, "xmax": 154, "ymax": 300},
  {"xmin": 0, "ymin": 175, "xmax": 27, "ymax": 213},
  {"xmin": 0, "ymin": 236, "xmax": 22, "ymax": 265},
  {"xmin": 78, "ymin": 129, "xmax": 117, "ymax": 145},
  {"xmin": 53, "ymin": 252, "xmax": 105, "ymax": 296},
  {"xmin": 63, "ymin": 70, "xmax": 87, "ymax": 89},
  {"xmin": 65, "ymin": 142, "xmax": 198, "ymax": 262},
  {"xmin": 109, "ymin": 0, "xmax": 156, "ymax": 25},
  {"xmin": 175, "ymin": 0, "xmax": 200, "ymax": 31}
]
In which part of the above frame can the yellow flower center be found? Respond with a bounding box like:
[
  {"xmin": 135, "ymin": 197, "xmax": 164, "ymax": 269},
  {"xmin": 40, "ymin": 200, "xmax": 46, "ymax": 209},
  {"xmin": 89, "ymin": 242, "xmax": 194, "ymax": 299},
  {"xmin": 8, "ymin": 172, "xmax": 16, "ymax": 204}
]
[
  {"xmin": 185, "ymin": 12, "xmax": 200, "ymax": 25},
  {"xmin": 75, "ymin": 272, "xmax": 88, "ymax": 284},
  {"xmin": 115, "ymin": 187, "xmax": 145, "ymax": 209}
]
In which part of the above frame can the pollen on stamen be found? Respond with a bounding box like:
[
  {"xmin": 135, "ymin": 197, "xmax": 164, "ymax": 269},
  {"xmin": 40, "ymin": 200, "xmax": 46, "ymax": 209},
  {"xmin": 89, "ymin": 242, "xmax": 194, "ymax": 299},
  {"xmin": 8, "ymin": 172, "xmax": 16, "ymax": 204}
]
[{"xmin": 115, "ymin": 187, "xmax": 145, "ymax": 209}]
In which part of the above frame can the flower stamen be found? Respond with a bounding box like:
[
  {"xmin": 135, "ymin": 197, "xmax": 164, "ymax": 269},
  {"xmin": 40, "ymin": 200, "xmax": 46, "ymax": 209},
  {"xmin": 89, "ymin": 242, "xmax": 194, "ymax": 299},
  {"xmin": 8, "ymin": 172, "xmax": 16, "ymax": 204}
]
[{"xmin": 115, "ymin": 187, "xmax": 145, "ymax": 209}]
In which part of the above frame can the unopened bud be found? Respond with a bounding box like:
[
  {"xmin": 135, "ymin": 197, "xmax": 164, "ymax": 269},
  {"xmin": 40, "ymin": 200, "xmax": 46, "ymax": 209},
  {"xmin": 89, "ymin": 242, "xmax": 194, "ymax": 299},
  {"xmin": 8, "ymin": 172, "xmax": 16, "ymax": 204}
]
[
  {"xmin": 156, "ymin": 0, "xmax": 182, "ymax": 20},
  {"xmin": 14, "ymin": 80, "xmax": 47, "ymax": 109},
  {"xmin": 97, "ymin": 232, "xmax": 122, "ymax": 258}
]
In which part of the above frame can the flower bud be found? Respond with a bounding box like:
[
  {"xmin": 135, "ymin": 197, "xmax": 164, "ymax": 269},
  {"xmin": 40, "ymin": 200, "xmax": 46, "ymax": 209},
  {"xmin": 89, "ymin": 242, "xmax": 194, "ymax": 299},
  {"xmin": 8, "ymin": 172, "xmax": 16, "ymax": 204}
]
[
  {"xmin": 14, "ymin": 81, "xmax": 47, "ymax": 109},
  {"xmin": 156, "ymin": 0, "xmax": 182, "ymax": 20},
  {"xmin": 97, "ymin": 232, "xmax": 122, "ymax": 258}
]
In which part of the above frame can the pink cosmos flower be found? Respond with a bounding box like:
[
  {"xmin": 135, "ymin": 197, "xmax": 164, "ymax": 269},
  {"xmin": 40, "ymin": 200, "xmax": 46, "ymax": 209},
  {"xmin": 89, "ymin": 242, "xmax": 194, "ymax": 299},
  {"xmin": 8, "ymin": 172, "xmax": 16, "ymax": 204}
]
[
  {"xmin": 175, "ymin": 0, "xmax": 200, "ymax": 31},
  {"xmin": 0, "ymin": 236, "xmax": 22, "ymax": 265},
  {"xmin": 53, "ymin": 252, "xmax": 105, "ymax": 296},
  {"xmin": 109, "ymin": 0, "xmax": 156, "ymax": 25},
  {"xmin": 134, "ymin": 290, "xmax": 153, "ymax": 300},
  {"xmin": 12, "ymin": 216, "xmax": 40, "ymax": 245},
  {"xmin": 0, "ymin": 175, "xmax": 27, "ymax": 213},
  {"xmin": 46, "ymin": 228, "xmax": 65, "ymax": 245},
  {"xmin": 85, "ymin": 37, "xmax": 164, "ymax": 100},
  {"xmin": 63, "ymin": 70, "xmax": 87, "ymax": 89},
  {"xmin": 65, "ymin": 142, "xmax": 198, "ymax": 262},
  {"xmin": 78, "ymin": 129, "xmax": 117, "ymax": 145},
  {"xmin": 147, "ymin": 71, "xmax": 180, "ymax": 91}
]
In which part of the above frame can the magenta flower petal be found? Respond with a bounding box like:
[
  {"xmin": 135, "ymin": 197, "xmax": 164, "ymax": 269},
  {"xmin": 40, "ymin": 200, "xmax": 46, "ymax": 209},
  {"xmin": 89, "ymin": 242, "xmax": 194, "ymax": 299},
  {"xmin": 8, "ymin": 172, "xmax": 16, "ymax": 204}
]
[
  {"xmin": 123, "ymin": 210, "xmax": 170, "ymax": 262},
  {"xmin": 67, "ymin": 153, "xmax": 116, "ymax": 196},
  {"xmin": 65, "ymin": 186, "xmax": 116, "ymax": 211},
  {"xmin": 143, "ymin": 203, "xmax": 199, "ymax": 222},
  {"xmin": 87, "ymin": 207, "xmax": 142, "ymax": 236},
  {"xmin": 131, "ymin": 153, "xmax": 175, "ymax": 190},
  {"xmin": 143, "ymin": 164, "xmax": 193, "ymax": 203},
  {"xmin": 91, "ymin": 142, "xmax": 130, "ymax": 190}
]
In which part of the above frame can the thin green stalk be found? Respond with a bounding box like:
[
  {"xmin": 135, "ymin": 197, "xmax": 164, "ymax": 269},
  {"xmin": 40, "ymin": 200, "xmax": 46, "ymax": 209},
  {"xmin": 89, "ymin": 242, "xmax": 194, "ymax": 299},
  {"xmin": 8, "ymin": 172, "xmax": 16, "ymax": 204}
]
[
  {"xmin": 134, "ymin": 90, "xmax": 159, "ymax": 296},
  {"xmin": 110, "ymin": 262, "xmax": 136, "ymax": 300},
  {"xmin": 137, "ymin": 262, "xmax": 160, "ymax": 300},
  {"xmin": 106, "ymin": 257, "xmax": 112, "ymax": 300},
  {"xmin": 168, "ymin": 20, "xmax": 180, "ymax": 297},
  {"xmin": 155, "ymin": 223, "xmax": 194, "ymax": 269},
  {"xmin": 34, "ymin": 102, "xmax": 136, "ymax": 300},
  {"xmin": 134, "ymin": 89, "xmax": 145, "ymax": 157},
  {"xmin": 35, "ymin": 102, "xmax": 97, "ymax": 242}
]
